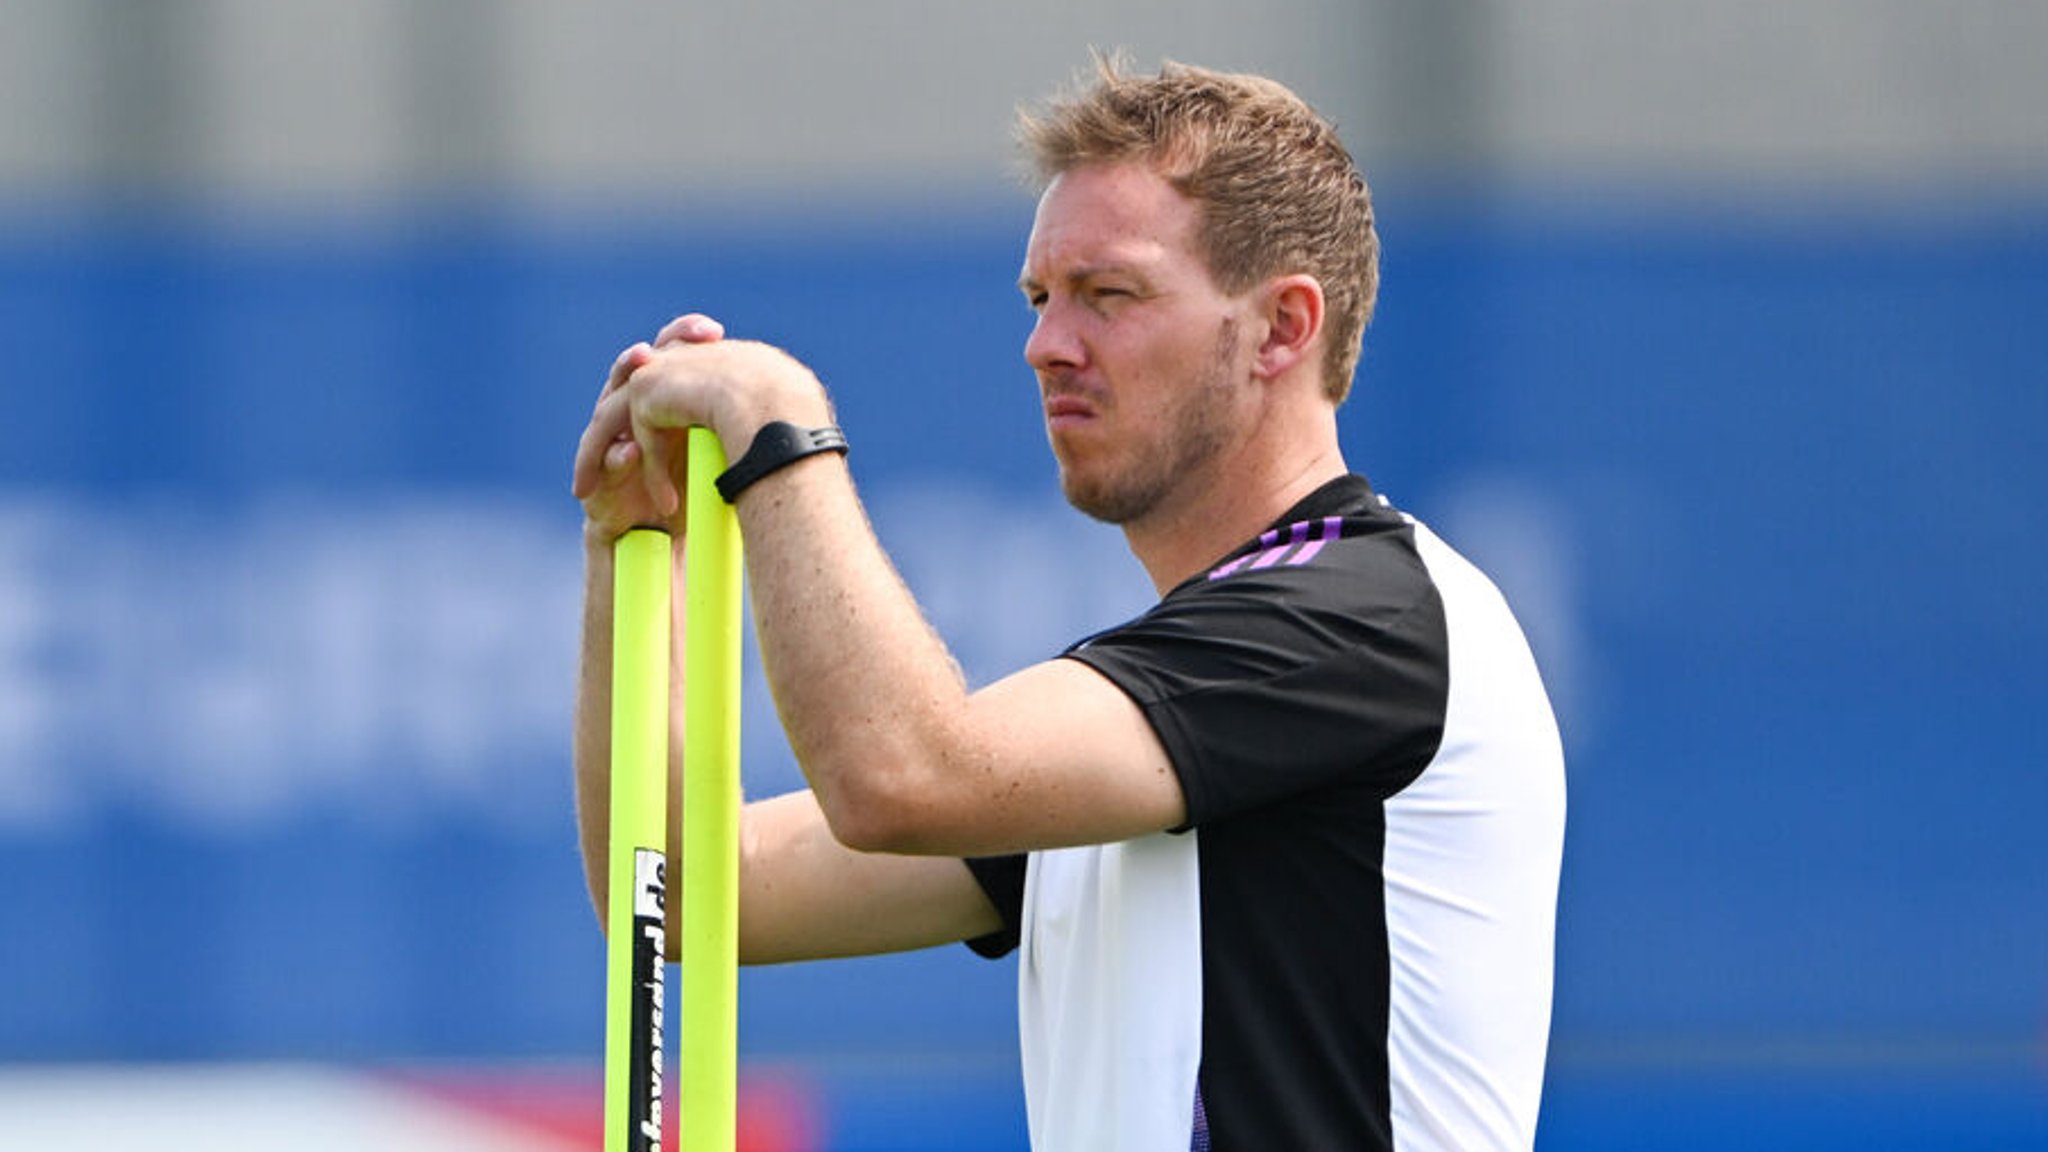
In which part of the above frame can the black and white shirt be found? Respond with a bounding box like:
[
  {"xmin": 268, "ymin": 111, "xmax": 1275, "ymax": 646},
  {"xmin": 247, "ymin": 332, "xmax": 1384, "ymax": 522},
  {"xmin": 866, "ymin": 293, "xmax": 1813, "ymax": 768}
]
[{"xmin": 966, "ymin": 475, "xmax": 1565, "ymax": 1152}]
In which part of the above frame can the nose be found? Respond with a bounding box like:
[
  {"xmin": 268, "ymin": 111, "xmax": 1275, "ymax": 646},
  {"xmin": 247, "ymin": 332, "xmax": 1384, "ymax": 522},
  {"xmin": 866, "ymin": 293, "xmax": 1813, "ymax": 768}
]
[{"xmin": 1024, "ymin": 304, "xmax": 1083, "ymax": 375}]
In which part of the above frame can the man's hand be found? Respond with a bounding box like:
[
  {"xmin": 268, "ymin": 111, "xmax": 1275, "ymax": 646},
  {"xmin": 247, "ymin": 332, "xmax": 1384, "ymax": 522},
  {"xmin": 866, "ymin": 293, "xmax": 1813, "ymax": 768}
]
[
  {"xmin": 574, "ymin": 313, "xmax": 727, "ymax": 542},
  {"xmin": 571, "ymin": 321, "xmax": 832, "ymax": 523}
]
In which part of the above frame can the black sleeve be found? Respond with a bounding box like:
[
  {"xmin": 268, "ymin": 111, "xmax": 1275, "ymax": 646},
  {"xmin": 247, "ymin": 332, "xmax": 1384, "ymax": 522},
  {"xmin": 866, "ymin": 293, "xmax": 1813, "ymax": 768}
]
[
  {"xmin": 1065, "ymin": 561, "xmax": 1449, "ymax": 828},
  {"xmin": 961, "ymin": 854, "xmax": 1026, "ymax": 958}
]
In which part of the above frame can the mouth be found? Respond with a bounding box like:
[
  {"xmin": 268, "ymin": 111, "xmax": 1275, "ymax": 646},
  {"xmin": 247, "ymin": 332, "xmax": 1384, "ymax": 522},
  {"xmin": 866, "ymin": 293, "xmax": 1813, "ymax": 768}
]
[{"xmin": 1043, "ymin": 392, "xmax": 1096, "ymax": 431}]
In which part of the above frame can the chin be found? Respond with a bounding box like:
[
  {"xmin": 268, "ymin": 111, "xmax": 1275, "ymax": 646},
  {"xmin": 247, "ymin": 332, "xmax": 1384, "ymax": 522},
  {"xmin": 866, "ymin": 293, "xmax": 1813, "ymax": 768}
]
[
  {"xmin": 1059, "ymin": 471, "xmax": 1148, "ymax": 526},
  {"xmin": 1056, "ymin": 470, "xmax": 1108, "ymax": 522}
]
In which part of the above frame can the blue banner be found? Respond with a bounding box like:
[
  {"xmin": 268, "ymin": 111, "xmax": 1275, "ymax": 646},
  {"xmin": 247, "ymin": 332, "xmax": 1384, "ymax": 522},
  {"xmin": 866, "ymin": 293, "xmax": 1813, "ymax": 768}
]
[{"xmin": 2, "ymin": 201, "xmax": 2044, "ymax": 1066}]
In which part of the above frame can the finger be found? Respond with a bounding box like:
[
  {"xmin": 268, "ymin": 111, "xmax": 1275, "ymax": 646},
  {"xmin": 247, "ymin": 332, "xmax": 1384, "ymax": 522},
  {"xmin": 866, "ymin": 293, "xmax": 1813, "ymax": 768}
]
[
  {"xmin": 634, "ymin": 410, "xmax": 682, "ymax": 518},
  {"xmin": 572, "ymin": 388, "xmax": 634, "ymax": 497},
  {"xmin": 601, "ymin": 342, "xmax": 655, "ymax": 399},
  {"xmin": 654, "ymin": 313, "xmax": 725, "ymax": 347},
  {"xmin": 606, "ymin": 438, "xmax": 639, "ymax": 473}
]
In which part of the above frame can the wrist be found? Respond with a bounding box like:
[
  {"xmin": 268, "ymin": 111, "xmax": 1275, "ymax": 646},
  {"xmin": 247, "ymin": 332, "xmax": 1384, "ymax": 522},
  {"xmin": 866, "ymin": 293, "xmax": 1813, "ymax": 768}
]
[
  {"xmin": 708, "ymin": 348, "xmax": 834, "ymax": 455},
  {"xmin": 715, "ymin": 421, "xmax": 850, "ymax": 503}
]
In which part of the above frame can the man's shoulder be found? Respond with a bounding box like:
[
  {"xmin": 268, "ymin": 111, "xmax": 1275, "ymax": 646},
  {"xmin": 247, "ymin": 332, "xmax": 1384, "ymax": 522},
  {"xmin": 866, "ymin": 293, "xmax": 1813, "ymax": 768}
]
[
  {"xmin": 1067, "ymin": 480, "xmax": 1446, "ymax": 697},
  {"xmin": 1169, "ymin": 475, "xmax": 1432, "ymax": 615}
]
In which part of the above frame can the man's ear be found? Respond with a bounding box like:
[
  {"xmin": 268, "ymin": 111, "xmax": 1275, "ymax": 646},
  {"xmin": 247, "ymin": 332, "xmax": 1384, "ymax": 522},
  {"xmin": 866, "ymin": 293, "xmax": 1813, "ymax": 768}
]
[{"xmin": 1251, "ymin": 274, "xmax": 1325, "ymax": 382}]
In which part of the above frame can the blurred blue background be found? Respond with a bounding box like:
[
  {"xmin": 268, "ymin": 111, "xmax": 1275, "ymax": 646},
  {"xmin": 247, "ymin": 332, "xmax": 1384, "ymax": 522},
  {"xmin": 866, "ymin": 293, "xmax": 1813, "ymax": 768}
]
[{"xmin": 3, "ymin": 2, "xmax": 2045, "ymax": 1148}]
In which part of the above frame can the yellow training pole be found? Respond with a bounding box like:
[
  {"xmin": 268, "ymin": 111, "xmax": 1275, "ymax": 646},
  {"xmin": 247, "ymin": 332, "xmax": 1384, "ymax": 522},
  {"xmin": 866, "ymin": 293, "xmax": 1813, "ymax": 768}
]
[
  {"xmin": 681, "ymin": 426, "xmax": 743, "ymax": 1151},
  {"xmin": 605, "ymin": 526, "xmax": 672, "ymax": 1152}
]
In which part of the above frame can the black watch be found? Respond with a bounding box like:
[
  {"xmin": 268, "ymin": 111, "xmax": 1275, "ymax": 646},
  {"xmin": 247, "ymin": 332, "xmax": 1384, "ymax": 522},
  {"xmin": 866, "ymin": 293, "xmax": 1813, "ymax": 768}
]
[{"xmin": 714, "ymin": 421, "xmax": 850, "ymax": 503}]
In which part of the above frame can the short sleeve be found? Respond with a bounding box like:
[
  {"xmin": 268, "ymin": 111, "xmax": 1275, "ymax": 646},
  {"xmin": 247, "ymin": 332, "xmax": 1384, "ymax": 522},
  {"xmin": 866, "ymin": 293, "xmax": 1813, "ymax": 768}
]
[
  {"xmin": 961, "ymin": 854, "xmax": 1026, "ymax": 958},
  {"xmin": 1065, "ymin": 556, "xmax": 1449, "ymax": 827}
]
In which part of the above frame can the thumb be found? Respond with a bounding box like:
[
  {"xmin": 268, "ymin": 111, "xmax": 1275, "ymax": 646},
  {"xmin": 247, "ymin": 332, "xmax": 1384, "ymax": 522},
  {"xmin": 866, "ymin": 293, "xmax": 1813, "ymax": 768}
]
[{"xmin": 655, "ymin": 313, "xmax": 726, "ymax": 347}]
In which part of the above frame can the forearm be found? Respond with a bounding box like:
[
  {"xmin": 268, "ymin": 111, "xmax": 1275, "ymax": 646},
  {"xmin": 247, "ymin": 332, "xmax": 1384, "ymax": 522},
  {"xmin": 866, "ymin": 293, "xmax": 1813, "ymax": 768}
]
[
  {"xmin": 733, "ymin": 455, "xmax": 985, "ymax": 855},
  {"xmin": 731, "ymin": 450, "xmax": 1185, "ymax": 856},
  {"xmin": 575, "ymin": 522, "xmax": 996, "ymax": 963},
  {"xmin": 569, "ymin": 319, "xmax": 1004, "ymax": 957},
  {"xmin": 738, "ymin": 791, "xmax": 1001, "ymax": 964},
  {"xmin": 577, "ymin": 334, "xmax": 1161, "ymax": 858},
  {"xmin": 574, "ymin": 333, "xmax": 958, "ymax": 843},
  {"xmin": 573, "ymin": 529, "xmax": 689, "ymax": 942}
]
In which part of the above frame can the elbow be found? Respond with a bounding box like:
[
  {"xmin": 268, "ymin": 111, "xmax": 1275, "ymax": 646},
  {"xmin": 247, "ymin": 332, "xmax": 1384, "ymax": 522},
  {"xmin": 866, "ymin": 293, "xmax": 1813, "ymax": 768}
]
[
  {"xmin": 805, "ymin": 708, "xmax": 976, "ymax": 855},
  {"xmin": 811, "ymin": 760, "xmax": 944, "ymax": 856},
  {"xmin": 816, "ymin": 788, "xmax": 919, "ymax": 855}
]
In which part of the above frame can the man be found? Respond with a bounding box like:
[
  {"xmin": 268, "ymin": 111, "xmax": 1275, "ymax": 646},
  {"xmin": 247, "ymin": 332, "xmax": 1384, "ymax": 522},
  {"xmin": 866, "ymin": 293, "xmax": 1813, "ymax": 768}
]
[{"xmin": 572, "ymin": 58, "xmax": 1564, "ymax": 1152}]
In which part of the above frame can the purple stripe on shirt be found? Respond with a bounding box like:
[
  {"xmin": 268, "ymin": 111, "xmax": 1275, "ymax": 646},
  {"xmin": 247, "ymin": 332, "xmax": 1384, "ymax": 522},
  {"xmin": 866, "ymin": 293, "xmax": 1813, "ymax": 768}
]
[
  {"xmin": 1206, "ymin": 526, "xmax": 1282, "ymax": 581},
  {"xmin": 1286, "ymin": 515, "xmax": 1344, "ymax": 566},
  {"xmin": 1206, "ymin": 517, "xmax": 1347, "ymax": 581},
  {"xmin": 1247, "ymin": 519, "xmax": 1311, "ymax": 571}
]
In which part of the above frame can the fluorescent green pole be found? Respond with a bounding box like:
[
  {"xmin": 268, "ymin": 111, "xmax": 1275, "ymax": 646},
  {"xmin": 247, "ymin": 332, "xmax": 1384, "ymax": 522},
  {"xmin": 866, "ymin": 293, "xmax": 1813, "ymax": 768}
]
[
  {"xmin": 681, "ymin": 426, "xmax": 742, "ymax": 1151},
  {"xmin": 605, "ymin": 526, "xmax": 672, "ymax": 1152}
]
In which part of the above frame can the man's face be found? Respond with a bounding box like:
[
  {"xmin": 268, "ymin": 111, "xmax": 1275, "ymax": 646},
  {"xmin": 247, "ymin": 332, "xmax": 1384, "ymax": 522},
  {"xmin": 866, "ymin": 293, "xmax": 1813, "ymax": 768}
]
[{"xmin": 1019, "ymin": 162, "xmax": 1255, "ymax": 526}]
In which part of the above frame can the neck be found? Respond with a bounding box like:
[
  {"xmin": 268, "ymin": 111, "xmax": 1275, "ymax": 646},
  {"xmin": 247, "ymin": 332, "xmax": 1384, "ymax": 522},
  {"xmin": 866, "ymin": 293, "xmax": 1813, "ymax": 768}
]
[{"xmin": 1122, "ymin": 425, "xmax": 1348, "ymax": 596}]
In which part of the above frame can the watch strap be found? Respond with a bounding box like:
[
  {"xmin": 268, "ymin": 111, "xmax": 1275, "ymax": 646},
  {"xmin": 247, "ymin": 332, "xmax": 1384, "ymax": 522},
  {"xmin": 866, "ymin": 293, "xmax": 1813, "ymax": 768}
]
[{"xmin": 713, "ymin": 421, "xmax": 849, "ymax": 504}]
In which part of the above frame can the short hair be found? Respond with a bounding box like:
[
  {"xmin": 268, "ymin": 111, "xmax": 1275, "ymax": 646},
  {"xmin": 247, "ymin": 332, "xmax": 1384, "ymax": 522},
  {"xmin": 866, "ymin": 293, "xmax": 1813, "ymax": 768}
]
[{"xmin": 1017, "ymin": 53, "xmax": 1379, "ymax": 403}]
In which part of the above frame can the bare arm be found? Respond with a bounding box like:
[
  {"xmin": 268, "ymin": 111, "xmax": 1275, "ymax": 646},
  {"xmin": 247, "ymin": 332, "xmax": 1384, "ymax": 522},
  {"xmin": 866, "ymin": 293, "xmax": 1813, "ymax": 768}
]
[
  {"xmin": 570, "ymin": 526, "xmax": 683, "ymax": 940},
  {"xmin": 738, "ymin": 458, "xmax": 1185, "ymax": 855},
  {"xmin": 572, "ymin": 331, "xmax": 1187, "ymax": 860},
  {"xmin": 738, "ymin": 790, "xmax": 1001, "ymax": 963},
  {"xmin": 573, "ymin": 530, "xmax": 1001, "ymax": 962},
  {"xmin": 572, "ymin": 316, "xmax": 1007, "ymax": 961}
]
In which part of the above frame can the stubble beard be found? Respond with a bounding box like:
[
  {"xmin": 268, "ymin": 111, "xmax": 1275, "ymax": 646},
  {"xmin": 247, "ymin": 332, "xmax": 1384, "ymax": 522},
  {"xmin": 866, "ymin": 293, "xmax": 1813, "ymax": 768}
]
[{"xmin": 1060, "ymin": 319, "xmax": 1242, "ymax": 526}]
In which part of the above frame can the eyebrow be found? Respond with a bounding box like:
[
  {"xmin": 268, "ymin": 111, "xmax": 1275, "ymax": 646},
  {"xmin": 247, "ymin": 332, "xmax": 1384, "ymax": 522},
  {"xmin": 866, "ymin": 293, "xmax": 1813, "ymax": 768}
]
[{"xmin": 1017, "ymin": 263, "xmax": 1144, "ymax": 296}]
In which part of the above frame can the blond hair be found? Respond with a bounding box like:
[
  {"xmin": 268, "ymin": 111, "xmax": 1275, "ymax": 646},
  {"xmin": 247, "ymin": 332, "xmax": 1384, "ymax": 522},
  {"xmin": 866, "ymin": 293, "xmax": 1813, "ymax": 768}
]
[{"xmin": 1018, "ymin": 54, "xmax": 1379, "ymax": 403}]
